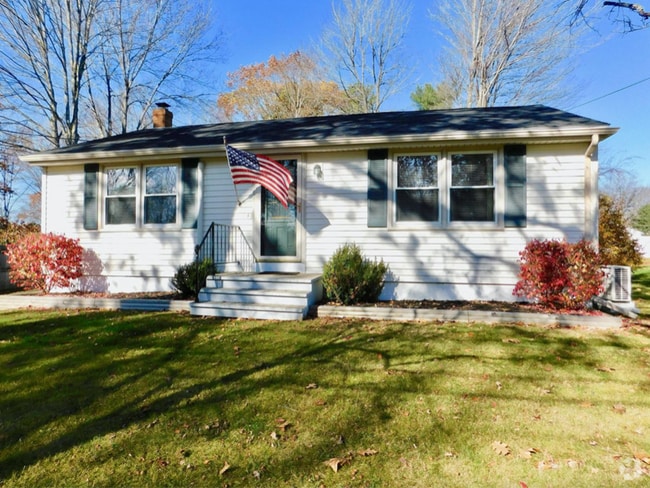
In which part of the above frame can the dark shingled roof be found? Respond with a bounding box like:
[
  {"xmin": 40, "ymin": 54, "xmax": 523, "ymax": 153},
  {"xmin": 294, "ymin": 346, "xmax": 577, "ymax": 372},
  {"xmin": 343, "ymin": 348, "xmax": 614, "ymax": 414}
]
[{"xmin": 35, "ymin": 105, "xmax": 614, "ymax": 157}]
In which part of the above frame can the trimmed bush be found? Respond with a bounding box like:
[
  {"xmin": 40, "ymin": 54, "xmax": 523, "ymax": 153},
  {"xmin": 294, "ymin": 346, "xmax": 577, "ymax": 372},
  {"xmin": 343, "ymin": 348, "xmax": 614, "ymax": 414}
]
[
  {"xmin": 322, "ymin": 242, "xmax": 388, "ymax": 305},
  {"xmin": 171, "ymin": 259, "xmax": 215, "ymax": 298},
  {"xmin": 513, "ymin": 238, "xmax": 604, "ymax": 310},
  {"xmin": 5, "ymin": 232, "xmax": 83, "ymax": 293}
]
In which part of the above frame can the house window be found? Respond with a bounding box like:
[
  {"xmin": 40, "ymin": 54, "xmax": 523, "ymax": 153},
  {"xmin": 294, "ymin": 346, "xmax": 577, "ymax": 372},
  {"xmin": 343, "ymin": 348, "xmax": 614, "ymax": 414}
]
[
  {"xmin": 450, "ymin": 153, "xmax": 495, "ymax": 222},
  {"xmin": 104, "ymin": 164, "xmax": 179, "ymax": 227},
  {"xmin": 105, "ymin": 167, "xmax": 136, "ymax": 225},
  {"xmin": 144, "ymin": 165, "xmax": 178, "ymax": 224},
  {"xmin": 395, "ymin": 155, "xmax": 439, "ymax": 222}
]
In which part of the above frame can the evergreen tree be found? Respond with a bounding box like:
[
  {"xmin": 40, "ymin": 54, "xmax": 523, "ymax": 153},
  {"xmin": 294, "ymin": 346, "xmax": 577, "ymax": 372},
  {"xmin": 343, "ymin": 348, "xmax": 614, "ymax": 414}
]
[{"xmin": 632, "ymin": 204, "xmax": 650, "ymax": 235}]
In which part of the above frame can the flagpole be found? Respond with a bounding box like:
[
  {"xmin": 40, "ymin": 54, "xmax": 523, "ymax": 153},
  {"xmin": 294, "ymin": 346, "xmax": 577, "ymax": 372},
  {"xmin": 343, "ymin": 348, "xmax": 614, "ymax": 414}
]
[{"xmin": 223, "ymin": 136, "xmax": 242, "ymax": 206}]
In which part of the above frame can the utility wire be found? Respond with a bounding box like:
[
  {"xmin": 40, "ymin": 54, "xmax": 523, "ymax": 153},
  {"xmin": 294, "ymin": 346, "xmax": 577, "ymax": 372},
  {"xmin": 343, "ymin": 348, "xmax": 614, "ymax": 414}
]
[{"xmin": 569, "ymin": 75, "xmax": 650, "ymax": 109}]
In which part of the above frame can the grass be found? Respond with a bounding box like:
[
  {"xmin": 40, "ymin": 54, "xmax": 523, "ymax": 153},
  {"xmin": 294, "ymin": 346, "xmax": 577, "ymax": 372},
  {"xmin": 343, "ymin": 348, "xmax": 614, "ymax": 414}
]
[
  {"xmin": 4, "ymin": 263, "xmax": 650, "ymax": 488},
  {"xmin": 0, "ymin": 311, "xmax": 649, "ymax": 487}
]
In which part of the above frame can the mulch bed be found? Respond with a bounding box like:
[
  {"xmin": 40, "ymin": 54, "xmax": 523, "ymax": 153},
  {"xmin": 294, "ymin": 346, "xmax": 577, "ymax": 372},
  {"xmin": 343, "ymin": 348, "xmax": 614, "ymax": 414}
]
[{"xmin": 325, "ymin": 299, "xmax": 604, "ymax": 316}]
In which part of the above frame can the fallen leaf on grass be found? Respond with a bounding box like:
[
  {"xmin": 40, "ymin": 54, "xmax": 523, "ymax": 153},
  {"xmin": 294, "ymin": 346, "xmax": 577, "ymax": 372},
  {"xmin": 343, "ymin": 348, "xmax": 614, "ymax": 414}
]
[
  {"xmin": 219, "ymin": 462, "xmax": 231, "ymax": 475},
  {"xmin": 324, "ymin": 457, "xmax": 346, "ymax": 473},
  {"xmin": 634, "ymin": 452, "xmax": 650, "ymax": 465},
  {"xmin": 357, "ymin": 449, "xmax": 378, "ymax": 456},
  {"xmin": 275, "ymin": 418, "xmax": 291, "ymax": 431},
  {"xmin": 566, "ymin": 459, "xmax": 582, "ymax": 468},
  {"xmin": 492, "ymin": 441, "xmax": 511, "ymax": 456},
  {"xmin": 270, "ymin": 431, "xmax": 280, "ymax": 441},
  {"xmin": 519, "ymin": 448, "xmax": 539, "ymax": 459},
  {"xmin": 613, "ymin": 403, "xmax": 626, "ymax": 414},
  {"xmin": 537, "ymin": 459, "xmax": 560, "ymax": 470},
  {"xmin": 519, "ymin": 482, "xmax": 529, "ymax": 488},
  {"xmin": 502, "ymin": 338, "xmax": 521, "ymax": 344},
  {"xmin": 305, "ymin": 383, "xmax": 318, "ymax": 389},
  {"xmin": 596, "ymin": 366, "xmax": 615, "ymax": 372}
]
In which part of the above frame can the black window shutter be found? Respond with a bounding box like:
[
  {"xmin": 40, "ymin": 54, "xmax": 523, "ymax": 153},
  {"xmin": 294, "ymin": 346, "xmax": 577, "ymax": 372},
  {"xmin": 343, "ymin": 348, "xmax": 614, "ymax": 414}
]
[
  {"xmin": 181, "ymin": 158, "xmax": 200, "ymax": 229},
  {"xmin": 367, "ymin": 149, "xmax": 389, "ymax": 228},
  {"xmin": 83, "ymin": 163, "xmax": 99, "ymax": 230},
  {"xmin": 504, "ymin": 144, "xmax": 527, "ymax": 227}
]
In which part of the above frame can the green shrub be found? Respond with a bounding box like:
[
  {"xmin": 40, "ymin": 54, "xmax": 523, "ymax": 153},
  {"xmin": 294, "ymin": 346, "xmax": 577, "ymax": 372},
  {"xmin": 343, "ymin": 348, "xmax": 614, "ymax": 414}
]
[
  {"xmin": 171, "ymin": 259, "xmax": 215, "ymax": 298},
  {"xmin": 322, "ymin": 243, "xmax": 388, "ymax": 305}
]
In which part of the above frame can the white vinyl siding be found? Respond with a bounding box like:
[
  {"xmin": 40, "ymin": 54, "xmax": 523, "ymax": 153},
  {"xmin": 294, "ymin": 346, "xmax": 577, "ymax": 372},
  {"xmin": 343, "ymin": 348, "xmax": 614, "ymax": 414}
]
[
  {"xmin": 42, "ymin": 165, "xmax": 195, "ymax": 293},
  {"xmin": 301, "ymin": 144, "xmax": 589, "ymax": 301},
  {"xmin": 40, "ymin": 140, "xmax": 593, "ymax": 299}
]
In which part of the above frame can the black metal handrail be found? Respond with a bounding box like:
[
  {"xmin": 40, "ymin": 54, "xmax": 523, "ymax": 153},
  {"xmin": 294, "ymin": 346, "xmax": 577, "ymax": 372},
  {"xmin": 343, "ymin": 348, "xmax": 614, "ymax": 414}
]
[{"xmin": 194, "ymin": 223, "xmax": 257, "ymax": 300}]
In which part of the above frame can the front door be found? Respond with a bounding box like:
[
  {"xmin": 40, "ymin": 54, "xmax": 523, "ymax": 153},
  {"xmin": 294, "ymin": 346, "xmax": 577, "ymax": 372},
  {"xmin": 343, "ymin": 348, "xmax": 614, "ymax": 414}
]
[{"xmin": 260, "ymin": 159, "xmax": 300, "ymax": 266}]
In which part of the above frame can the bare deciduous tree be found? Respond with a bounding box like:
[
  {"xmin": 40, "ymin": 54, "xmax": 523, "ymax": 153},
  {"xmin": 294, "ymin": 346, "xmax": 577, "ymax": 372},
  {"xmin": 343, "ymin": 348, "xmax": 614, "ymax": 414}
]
[
  {"xmin": 434, "ymin": 0, "xmax": 582, "ymax": 108},
  {"xmin": 0, "ymin": 0, "xmax": 223, "ymax": 151},
  {"xmin": 0, "ymin": 0, "xmax": 100, "ymax": 149},
  {"xmin": 570, "ymin": 1, "xmax": 649, "ymax": 30},
  {"xmin": 321, "ymin": 0, "xmax": 411, "ymax": 113},
  {"xmin": 86, "ymin": 0, "xmax": 222, "ymax": 138},
  {"xmin": 599, "ymin": 153, "xmax": 645, "ymax": 219},
  {"xmin": 0, "ymin": 140, "xmax": 41, "ymax": 222}
]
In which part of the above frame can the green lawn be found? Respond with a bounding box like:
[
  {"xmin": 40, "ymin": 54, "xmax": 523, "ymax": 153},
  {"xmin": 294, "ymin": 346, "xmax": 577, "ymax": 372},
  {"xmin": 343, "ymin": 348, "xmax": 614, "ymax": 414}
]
[{"xmin": 1, "ymin": 306, "xmax": 649, "ymax": 486}]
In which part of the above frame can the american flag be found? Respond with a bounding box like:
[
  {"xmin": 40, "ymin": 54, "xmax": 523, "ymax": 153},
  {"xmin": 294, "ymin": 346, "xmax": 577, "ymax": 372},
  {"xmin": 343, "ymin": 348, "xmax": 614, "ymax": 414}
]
[{"xmin": 225, "ymin": 145, "xmax": 294, "ymax": 208}]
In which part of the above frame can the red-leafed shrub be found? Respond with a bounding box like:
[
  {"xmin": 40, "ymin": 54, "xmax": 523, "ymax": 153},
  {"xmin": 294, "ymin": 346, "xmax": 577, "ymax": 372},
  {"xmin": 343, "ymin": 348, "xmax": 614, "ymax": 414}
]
[
  {"xmin": 5, "ymin": 232, "xmax": 84, "ymax": 293},
  {"xmin": 513, "ymin": 239, "xmax": 604, "ymax": 311}
]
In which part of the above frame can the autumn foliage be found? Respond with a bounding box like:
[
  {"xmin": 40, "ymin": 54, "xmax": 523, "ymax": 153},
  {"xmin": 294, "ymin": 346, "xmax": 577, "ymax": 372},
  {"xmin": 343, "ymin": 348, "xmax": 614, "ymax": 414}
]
[
  {"xmin": 5, "ymin": 232, "xmax": 83, "ymax": 293},
  {"xmin": 599, "ymin": 194, "xmax": 643, "ymax": 267},
  {"xmin": 217, "ymin": 51, "xmax": 348, "ymax": 121},
  {"xmin": 513, "ymin": 239, "xmax": 604, "ymax": 310},
  {"xmin": 0, "ymin": 217, "xmax": 40, "ymax": 245}
]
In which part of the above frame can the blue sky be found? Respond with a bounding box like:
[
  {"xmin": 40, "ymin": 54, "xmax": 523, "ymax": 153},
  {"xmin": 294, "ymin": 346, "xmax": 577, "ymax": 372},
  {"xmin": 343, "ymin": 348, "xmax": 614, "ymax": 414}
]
[{"xmin": 213, "ymin": 1, "xmax": 650, "ymax": 184}]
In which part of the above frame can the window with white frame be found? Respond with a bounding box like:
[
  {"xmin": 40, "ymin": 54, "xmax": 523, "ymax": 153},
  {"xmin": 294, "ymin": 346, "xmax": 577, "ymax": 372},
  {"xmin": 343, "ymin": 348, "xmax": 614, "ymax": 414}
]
[
  {"xmin": 105, "ymin": 167, "xmax": 137, "ymax": 225},
  {"xmin": 395, "ymin": 154, "xmax": 439, "ymax": 222},
  {"xmin": 144, "ymin": 165, "xmax": 178, "ymax": 224},
  {"xmin": 449, "ymin": 153, "xmax": 495, "ymax": 222},
  {"xmin": 392, "ymin": 151, "xmax": 497, "ymax": 226},
  {"xmin": 104, "ymin": 164, "xmax": 179, "ymax": 227}
]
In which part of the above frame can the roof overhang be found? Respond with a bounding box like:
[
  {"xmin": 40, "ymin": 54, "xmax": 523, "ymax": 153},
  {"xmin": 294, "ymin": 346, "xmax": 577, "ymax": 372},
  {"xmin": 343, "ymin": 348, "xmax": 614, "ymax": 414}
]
[{"xmin": 22, "ymin": 125, "xmax": 618, "ymax": 167}]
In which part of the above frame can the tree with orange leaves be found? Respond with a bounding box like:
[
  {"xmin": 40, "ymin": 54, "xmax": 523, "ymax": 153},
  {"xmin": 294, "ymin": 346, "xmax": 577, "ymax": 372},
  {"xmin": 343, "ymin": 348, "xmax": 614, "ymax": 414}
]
[{"xmin": 217, "ymin": 51, "xmax": 349, "ymax": 122}]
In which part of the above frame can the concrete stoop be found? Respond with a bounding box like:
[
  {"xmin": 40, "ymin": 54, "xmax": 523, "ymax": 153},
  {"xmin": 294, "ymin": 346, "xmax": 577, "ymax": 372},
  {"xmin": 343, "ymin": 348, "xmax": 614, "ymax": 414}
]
[{"xmin": 190, "ymin": 273, "xmax": 323, "ymax": 321}]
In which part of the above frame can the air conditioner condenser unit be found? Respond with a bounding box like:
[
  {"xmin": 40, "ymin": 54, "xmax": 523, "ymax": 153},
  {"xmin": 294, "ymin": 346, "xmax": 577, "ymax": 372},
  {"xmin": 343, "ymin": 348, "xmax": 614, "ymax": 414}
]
[{"xmin": 601, "ymin": 265, "xmax": 632, "ymax": 303}]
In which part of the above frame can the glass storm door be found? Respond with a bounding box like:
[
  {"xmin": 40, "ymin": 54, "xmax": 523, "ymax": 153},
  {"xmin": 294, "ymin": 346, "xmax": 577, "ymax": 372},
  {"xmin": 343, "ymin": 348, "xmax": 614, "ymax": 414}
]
[{"xmin": 261, "ymin": 159, "xmax": 297, "ymax": 257}]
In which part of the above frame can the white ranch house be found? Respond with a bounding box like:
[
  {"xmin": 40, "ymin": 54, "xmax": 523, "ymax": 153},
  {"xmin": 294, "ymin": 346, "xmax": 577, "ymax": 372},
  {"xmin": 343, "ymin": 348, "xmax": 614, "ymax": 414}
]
[{"xmin": 24, "ymin": 105, "xmax": 616, "ymax": 319}]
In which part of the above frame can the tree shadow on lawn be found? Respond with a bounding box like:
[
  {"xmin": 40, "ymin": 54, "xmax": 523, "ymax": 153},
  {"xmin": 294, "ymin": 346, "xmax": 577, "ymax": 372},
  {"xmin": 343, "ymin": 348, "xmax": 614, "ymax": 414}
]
[{"xmin": 0, "ymin": 312, "xmax": 646, "ymax": 484}]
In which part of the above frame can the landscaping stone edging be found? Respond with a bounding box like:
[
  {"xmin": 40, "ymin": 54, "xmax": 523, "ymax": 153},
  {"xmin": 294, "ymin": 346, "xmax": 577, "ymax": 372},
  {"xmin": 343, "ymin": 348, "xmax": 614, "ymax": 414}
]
[
  {"xmin": 0, "ymin": 294, "xmax": 191, "ymax": 312},
  {"xmin": 317, "ymin": 305, "xmax": 623, "ymax": 329},
  {"xmin": 0, "ymin": 294, "xmax": 623, "ymax": 328}
]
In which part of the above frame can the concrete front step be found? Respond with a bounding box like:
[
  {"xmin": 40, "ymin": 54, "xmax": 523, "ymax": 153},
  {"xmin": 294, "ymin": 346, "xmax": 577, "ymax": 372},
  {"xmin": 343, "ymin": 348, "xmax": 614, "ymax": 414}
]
[
  {"xmin": 192, "ymin": 272, "xmax": 323, "ymax": 320},
  {"xmin": 199, "ymin": 288, "xmax": 313, "ymax": 307},
  {"xmin": 207, "ymin": 273, "xmax": 322, "ymax": 294},
  {"xmin": 189, "ymin": 301, "xmax": 306, "ymax": 321}
]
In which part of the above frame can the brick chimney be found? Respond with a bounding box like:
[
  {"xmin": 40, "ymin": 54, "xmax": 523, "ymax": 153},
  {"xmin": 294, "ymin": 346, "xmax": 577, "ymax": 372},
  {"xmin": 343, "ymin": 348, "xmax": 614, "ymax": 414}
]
[{"xmin": 152, "ymin": 102, "xmax": 173, "ymax": 128}]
